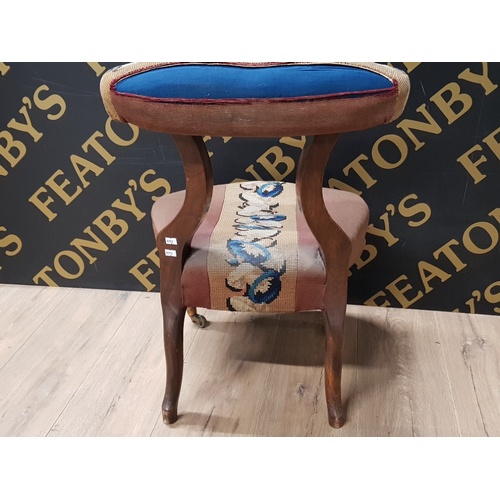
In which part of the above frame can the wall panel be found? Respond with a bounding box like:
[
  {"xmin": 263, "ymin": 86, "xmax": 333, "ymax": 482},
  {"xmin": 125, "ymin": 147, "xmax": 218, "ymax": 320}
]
[{"xmin": 1, "ymin": 62, "xmax": 499, "ymax": 315}]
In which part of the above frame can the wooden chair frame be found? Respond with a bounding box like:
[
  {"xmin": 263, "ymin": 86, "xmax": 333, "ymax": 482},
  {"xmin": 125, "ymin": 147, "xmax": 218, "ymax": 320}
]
[
  {"xmin": 100, "ymin": 61, "xmax": 410, "ymax": 429},
  {"xmin": 158, "ymin": 133, "xmax": 349, "ymax": 428}
]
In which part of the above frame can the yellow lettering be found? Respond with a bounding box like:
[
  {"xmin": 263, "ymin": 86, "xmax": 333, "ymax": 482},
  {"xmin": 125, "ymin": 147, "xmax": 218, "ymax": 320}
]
[
  {"xmin": 458, "ymin": 63, "xmax": 498, "ymax": 95},
  {"xmin": 372, "ymin": 134, "xmax": 408, "ymax": 169},
  {"xmin": 343, "ymin": 154, "xmax": 377, "ymax": 189},
  {"xmin": 364, "ymin": 290, "xmax": 391, "ymax": 308},
  {"xmin": 385, "ymin": 274, "xmax": 424, "ymax": 308},
  {"xmin": 387, "ymin": 62, "xmax": 421, "ymax": 73},
  {"xmin": 129, "ymin": 259, "xmax": 156, "ymax": 291},
  {"xmin": 366, "ymin": 212, "xmax": 399, "ymax": 246},
  {"xmin": 7, "ymin": 103, "xmax": 43, "ymax": 142},
  {"xmin": 398, "ymin": 194, "xmax": 432, "ymax": 227},
  {"xmin": 400, "ymin": 63, "xmax": 421, "ymax": 73},
  {"xmin": 82, "ymin": 131, "xmax": 116, "ymax": 164},
  {"xmin": 244, "ymin": 164, "xmax": 264, "ymax": 181},
  {"xmin": 139, "ymin": 169, "xmax": 172, "ymax": 200},
  {"xmin": 279, "ymin": 136, "xmax": 306, "ymax": 150},
  {"xmin": 0, "ymin": 62, "xmax": 10, "ymax": 75},
  {"xmin": 489, "ymin": 207, "xmax": 500, "ymax": 225},
  {"xmin": 93, "ymin": 210, "xmax": 129, "ymax": 243},
  {"xmin": 482, "ymin": 126, "xmax": 500, "ymax": 160},
  {"xmin": 33, "ymin": 266, "xmax": 59, "ymax": 286},
  {"xmin": 462, "ymin": 221, "xmax": 499, "ymax": 254},
  {"xmin": 111, "ymin": 185, "xmax": 146, "ymax": 221},
  {"xmin": 105, "ymin": 117, "xmax": 139, "ymax": 146},
  {"xmin": 87, "ymin": 62, "xmax": 106, "ymax": 77},
  {"xmin": 33, "ymin": 85, "xmax": 66, "ymax": 120},
  {"xmin": 0, "ymin": 227, "xmax": 22, "ymax": 256},
  {"xmin": 70, "ymin": 227, "xmax": 109, "ymax": 264},
  {"xmin": 353, "ymin": 244, "xmax": 378, "ymax": 270},
  {"xmin": 0, "ymin": 130, "xmax": 26, "ymax": 174},
  {"xmin": 417, "ymin": 260, "xmax": 452, "ymax": 293},
  {"xmin": 28, "ymin": 187, "xmax": 58, "ymax": 221},
  {"xmin": 45, "ymin": 169, "xmax": 83, "ymax": 205},
  {"xmin": 430, "ymin": 82, "xmax": 473, "ymax": 125},
  {"xmin": 147, "ymin": 247, "xmax": 160, "ymax": 267},
  {"xmin": 54, "ymin": 250, "xmax": 85, "ymax": 280},
  {"xmin": 71, "ymin": 155, "xmax": 105, "ymax": 188},
  {"xmin": 456, "ymin": 144, "xmax": 488, "ymax": 184},
  {"xmin": 257, "ymin": 146, "xmax": 295, "ymax": 181},
  {"xmin": 433, "ymin": 239, "xmax": 467, "ymax": 272},
  {"xmin": 396, "ymin": 104, "xmax": 442, "ymax": 151},
  {"xmin": 129, "ymin": 248, "xmax": 159, "ymax": 291},
  {"xmin": 327, "ymin": 177, "xmax": 362, "ymax": 195},
  {"xmin": 484, "ymin": 281, "xmax": 500, "ymax": 313}
]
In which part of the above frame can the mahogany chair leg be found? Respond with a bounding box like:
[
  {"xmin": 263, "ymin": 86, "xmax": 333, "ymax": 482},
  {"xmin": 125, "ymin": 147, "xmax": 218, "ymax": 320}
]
[
  {"xmin": 161, "ymin": 301, "xmax": 185, "ymax": 424},
  {"xmin": 156, "ymin": 135, "xmax": 213, "ymax": 425},
  {"xmin": 323, "ymin": 281, "xmax": 348, "ymax": 428},
  {"xmin": 295, "ymin": 134, "xmax": 351, "ymax": 429}
]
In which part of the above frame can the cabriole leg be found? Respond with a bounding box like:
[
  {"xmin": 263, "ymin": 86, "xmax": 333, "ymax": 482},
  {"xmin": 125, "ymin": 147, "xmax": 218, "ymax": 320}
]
[
  {"xmin": 323, "ymin": 294, "xmax": 347, "ymax": 428},
  {"xmin": 161, "ymin": 302, "xmax": 186, "ymax": 424}
]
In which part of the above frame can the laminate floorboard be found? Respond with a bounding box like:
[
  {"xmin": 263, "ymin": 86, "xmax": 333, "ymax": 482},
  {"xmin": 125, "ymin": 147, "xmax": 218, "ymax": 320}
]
[{"xmin": 1, "ymin": 284, "xmax": 499, "ymax": 437}]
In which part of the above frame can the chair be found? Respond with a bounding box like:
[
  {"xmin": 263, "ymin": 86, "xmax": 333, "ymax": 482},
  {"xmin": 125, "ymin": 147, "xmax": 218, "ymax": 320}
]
[{"xmin": 100, "ymin": 62, "xmax": 410, "ymax": 428}]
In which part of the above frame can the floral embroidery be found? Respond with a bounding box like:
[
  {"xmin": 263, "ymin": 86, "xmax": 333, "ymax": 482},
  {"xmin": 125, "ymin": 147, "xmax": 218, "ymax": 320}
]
[{"xmin": 225, "ymin": 181, "xmax": 288, "ymax": 311}]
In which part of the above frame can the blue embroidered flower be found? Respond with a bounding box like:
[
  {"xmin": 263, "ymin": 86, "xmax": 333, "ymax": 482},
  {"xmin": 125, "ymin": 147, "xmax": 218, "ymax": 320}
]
[
  {"xmin": 226, "ymin": 239, "xmax": 271, "ymax": 266},
  {"xmin": 250, "ymin": 214, "xmax": 286, "ymax": 222},
  {"xmin": 257, "ymin": 182, "xmax": 284, "ymax": 198},
  {"xmin": 224, "ymin": 181, "xmax": 288, "ymax": 311},
  {"xmin": 248, "ymin": 270, "xmax": 282, "ymax": 304}
]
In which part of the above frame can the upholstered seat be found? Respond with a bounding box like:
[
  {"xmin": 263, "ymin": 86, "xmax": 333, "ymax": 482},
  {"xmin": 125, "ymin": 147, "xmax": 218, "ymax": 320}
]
[
  {"xmin": 101, "ymin": 62, "xmax": 409, "ymax": 137},
  {"xmin": 152, "ymin": 182, "xmax": 369, "ymax": 313},
  {"xmin": 100, "ymin": 62, "xmax": 410, "ymax": 429}
]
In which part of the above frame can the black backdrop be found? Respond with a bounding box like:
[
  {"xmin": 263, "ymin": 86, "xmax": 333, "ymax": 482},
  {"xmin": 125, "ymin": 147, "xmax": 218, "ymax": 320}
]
[{"xmin": 1, "ymin": 62, "xmax": 500, "ymax": 315}]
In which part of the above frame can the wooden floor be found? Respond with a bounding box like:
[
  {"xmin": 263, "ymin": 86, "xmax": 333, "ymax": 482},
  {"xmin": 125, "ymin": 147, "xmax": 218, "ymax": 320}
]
[{"xmin": 1, "ymin": 283, "xmax": 499, "ymax": 437}]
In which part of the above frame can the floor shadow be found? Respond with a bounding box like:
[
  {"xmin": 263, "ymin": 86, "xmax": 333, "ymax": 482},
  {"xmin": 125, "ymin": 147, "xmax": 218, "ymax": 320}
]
[
  {"xmin": 208, "ymin": 311, "xmax": 326, "ymax": 367},
  {"xmin": 343, "ymin": 310, "xmax": 415, "ymax": 423},
  {"xmin": 171, "ymin": 411, "xmax": 248, "ymax": 436},
  {"xmin": 177, "ymin": 309, "xmax": 408, "ymax": 436},
  {"xmin": 204, "ymin": 309, "xmax": 396, "ymax": 370}
]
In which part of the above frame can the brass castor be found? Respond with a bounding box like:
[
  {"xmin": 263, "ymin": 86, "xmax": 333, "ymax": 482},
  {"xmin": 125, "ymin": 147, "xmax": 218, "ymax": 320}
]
[
  {"xmin": 190, "ymin": 313, "xmax": 207, "ymax": 328},
  {"xmin": 187, "ymin": 307, "xmax": 208, "ymax": 328}
]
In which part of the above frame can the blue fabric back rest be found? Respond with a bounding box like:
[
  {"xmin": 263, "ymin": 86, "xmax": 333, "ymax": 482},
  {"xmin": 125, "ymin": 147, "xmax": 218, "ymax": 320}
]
[{"xmin": 114, "ymin": 64, "xmax": 394, "ymax": 100}]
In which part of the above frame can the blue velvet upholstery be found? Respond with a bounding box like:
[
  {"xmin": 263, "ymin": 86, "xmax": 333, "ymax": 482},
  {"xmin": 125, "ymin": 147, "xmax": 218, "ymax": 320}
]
[{"xmin": 114, "ymin": 64, "xmax": 395, "ymax": 101}]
